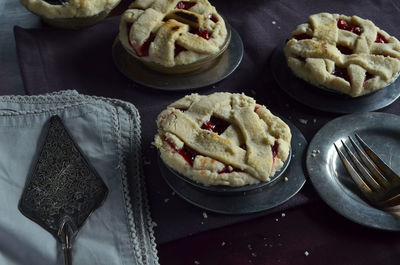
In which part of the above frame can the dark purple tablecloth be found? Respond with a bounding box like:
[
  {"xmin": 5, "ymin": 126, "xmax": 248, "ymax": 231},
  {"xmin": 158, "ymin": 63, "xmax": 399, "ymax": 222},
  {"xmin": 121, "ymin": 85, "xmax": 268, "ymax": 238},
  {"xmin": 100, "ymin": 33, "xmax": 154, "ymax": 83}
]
[{"xmin": 14, "ymin": 0, "xmax": 400, "ymax": 247}]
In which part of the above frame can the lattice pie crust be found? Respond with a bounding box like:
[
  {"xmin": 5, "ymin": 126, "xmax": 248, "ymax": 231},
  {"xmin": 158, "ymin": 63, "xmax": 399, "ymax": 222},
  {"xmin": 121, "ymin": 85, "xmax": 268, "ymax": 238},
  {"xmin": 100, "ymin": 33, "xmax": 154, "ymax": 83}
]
[
  {"xmin": 284, "ymin": 13, "xmax": 400, "ymax": 97},
  {"xmin": 119, "ymin": 0, "xmax": 227, "ymax": 67},
  {"xmin": 154, "ymin": 93, "xmax": 292, "ymax": 187}
]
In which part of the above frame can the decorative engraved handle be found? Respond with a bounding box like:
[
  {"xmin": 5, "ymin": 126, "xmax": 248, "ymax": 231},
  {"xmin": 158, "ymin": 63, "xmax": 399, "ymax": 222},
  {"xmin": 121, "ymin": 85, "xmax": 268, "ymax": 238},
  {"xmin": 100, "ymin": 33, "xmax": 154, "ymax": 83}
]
[{"xmin": 58, "ymin": 217, "xmax": 76, "ymax": 265}]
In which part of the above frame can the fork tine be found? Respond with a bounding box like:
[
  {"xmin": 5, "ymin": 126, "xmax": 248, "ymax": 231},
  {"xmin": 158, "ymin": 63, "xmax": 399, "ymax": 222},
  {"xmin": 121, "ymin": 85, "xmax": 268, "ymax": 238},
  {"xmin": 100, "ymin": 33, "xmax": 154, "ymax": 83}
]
[
  {"xmin": 355, "ymin": 133, "xmax": 400, "ymax": 183},
  {"xmin": 340, "ymin": 140, "xmax": 383, "ymax": 192},
  {"xmin": 348, "ymin": 136, "xmax": 390, "ymax": 189},
  {"xmin": 334, "ymin": 143, "xmax": 373, "ymax": 197}
]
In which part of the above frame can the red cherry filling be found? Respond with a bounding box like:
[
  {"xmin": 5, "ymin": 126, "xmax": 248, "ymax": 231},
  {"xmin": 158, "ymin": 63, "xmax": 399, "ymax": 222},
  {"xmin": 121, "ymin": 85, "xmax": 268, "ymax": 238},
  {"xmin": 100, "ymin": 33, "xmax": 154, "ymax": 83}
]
[
  {"xmin": 201, "ymin": 116, "xmax": 230, "ymax": 134},
  {"xmin": 174, "ymin": 44, "xmax": 187, "ymax": 57},
  {"xmin": 176, "ymin": 107, "xmax": 188, "ymax": 112},
  {"xmin": 208, "ymin": 14, "xmax": 219, "ymax": 23},
  {"xmin": 190, "ymin": 28, "xmax": 210, "ymax": 40},
  {"xmin": 254, "ymin": 104, "xmax": 260, "ymax": 112},
  {"xmin": 167, "ymin": 141, "xmax": 198, "ymax": 166},
  {"xmin": 375, "ymin": 32, "xmax": 389, "ymax": 43},
  {"xmin": 337, "ymin": 19, "xmax": 361, "ymax": 35},
  {"xmin": 331, "ymin": 66, "xmax": 350, "ymax": 83},
  {"xmin": 363, "ymin": 72, "xmax": 374, "ymax": 86},
  {"xmin": 127, "ymin": 23, "xmax": 156, "ymax": 57},
  {"xmin": 337, "ymin": 45, "xmax": 353, "ymax": 55},
  {"xmin": 176, "ymin": 1, "xmax": 196, "ymax": 10},
  {"xmin": 272, "ymin": 141, "xmax": 279, "ymax": 166},
  {"xmin": 43, "ymin": 0, "xmax": 66, "ymax": 5},
  {"xmin": 296, "ymin": 56, "xmax": 306, "ymax": 62},
  {"xmin": 292, "ymin": 33, "xmax": 311, "ymax": 40}
]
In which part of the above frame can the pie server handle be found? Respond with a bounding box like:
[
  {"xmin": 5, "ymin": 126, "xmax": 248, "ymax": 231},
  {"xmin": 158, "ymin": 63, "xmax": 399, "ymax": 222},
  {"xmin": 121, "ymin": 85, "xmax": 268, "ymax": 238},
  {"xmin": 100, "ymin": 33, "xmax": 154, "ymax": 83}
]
[
  {"xmin": 62, "ymin": 232, "xmax": 72, "ymax": 265},
  {"xmin": 58, "ymin": 217, "xmax": 76, "ymax": 265}
]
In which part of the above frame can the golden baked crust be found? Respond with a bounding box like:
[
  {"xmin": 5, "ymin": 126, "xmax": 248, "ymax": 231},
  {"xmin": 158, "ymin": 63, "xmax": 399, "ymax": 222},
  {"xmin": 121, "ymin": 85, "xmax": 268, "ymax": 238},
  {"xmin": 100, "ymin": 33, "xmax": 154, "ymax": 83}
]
[
  {"xmin": 154, "ymin": 93, "xmax": 292, "ymax": 187},
  {"xmin": 119, "ymin": 0, "xmax": 227, "ymax": 67},
  {"xmin": 284, "ymin": 13, "xmax": 400, "ymax": 97},
  {"xmin": 20, "ymin": 0, "xmax": 120, "ymax": 19}
]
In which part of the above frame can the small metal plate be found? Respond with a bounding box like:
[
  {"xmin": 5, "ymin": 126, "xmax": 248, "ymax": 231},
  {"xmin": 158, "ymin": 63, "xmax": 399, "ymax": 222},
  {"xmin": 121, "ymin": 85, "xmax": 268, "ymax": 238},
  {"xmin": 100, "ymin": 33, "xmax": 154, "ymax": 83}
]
[
  {"xmin": 158, "ymin": 119, "xmax": 306, "ymax": 214},
  {"xmin": 270, "ymin": 44, "xmax": 400, "ymax": 113},
  {"xmin": 306, "ymin": 112, "xmax": 400, "ymax": 230},
  {"xmin": 112, "ymin": 27, "xmax": 243, "ymax": 91},
  {"xmin": 162, "ymin": 148, "xmax": 292, "ymax": 194}
]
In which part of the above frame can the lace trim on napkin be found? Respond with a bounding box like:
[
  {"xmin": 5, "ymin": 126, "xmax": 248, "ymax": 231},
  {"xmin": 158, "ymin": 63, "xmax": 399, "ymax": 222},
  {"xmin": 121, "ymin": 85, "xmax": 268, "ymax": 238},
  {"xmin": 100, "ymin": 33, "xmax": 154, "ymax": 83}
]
[{"xmin": 0, "ymin": 90, "xmax": 159, "ymax": 265}]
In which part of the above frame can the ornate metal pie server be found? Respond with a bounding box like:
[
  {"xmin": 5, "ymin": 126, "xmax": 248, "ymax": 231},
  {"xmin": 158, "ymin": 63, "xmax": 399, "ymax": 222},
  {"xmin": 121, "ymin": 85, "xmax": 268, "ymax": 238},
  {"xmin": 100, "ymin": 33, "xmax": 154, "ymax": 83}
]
[{"xmin": 19, "ymin": 116, "xmax": 108, "ymax": 265}]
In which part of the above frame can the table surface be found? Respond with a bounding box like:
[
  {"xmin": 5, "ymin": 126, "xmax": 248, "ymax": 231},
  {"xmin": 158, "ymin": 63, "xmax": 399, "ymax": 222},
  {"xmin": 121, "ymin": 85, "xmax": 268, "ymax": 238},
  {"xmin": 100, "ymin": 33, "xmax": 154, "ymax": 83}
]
[{"xmin": 3, "ymin": 1, "xmax": 400, "ymax": 265}]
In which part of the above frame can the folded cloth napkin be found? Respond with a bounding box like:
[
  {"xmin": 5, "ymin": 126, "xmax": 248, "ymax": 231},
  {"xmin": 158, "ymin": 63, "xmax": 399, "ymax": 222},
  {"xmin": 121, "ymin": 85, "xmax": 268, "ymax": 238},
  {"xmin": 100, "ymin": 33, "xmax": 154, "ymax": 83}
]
[{"xmin": 0, "ymin": 90, "xmax": 158, "ymax": 265}]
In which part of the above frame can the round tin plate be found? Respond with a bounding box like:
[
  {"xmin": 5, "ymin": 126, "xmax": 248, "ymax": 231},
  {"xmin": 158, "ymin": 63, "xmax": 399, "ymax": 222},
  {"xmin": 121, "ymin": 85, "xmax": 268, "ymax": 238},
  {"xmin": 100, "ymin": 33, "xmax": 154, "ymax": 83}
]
[
  {"xmin": 306, "ymin": 112, "xmax": 400, "ymax": 230},
  {"xmin": 112, "ymin": 27, "xmax": 243, "ymax": 91},
  {"xmin": 162, "ymin": 148, "xmax": 292, "ymax": 195},
  {"xmin": 270, "ymin": 44, "xmax": 400, "ymax": 114},
  {"xmin": 158, "ymin": 119, "xmax": 306, "ymax": 214}
]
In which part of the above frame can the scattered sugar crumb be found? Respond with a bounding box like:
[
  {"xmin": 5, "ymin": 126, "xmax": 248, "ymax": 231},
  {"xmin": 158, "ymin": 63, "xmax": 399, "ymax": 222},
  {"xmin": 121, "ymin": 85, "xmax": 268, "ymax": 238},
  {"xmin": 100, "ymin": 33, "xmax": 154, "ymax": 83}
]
[
  {"xmin": 201, "ymin": 221, "xmax": 204, "ymax": 225},
  {"xmin": 311, "ymin": 149, "xmax": 321, "ymax": 157},
  {"xmin": 171, "ymin": 191, "xmax": 176, "ymax": 196},
  {"xmin": 212, "ymin": 85, "xmax": 216, "ymax": 89},
  {"xmin": 251, "ymin": 253, "xmax": 257, "ymax": 257},
  {"xmin": 298, "ymin": 118, "xmax": 308, "ymax": 125},
  {"xmin": 275, "ymin": 218, "xmax": 279, "ymax": 222},
  {"xmin": 304, "ymin": 251, "xmax": 310, "ymax": 256},
  {"xmin": 202, "ymin": 212, "xmax": 208, "ymax": 219},
  {"xmin": 152, "ymin": 221, "xmax": 158, "ymax": 227},
  {"xmin": 164, "ymin": 198, "xmax": 170, "ymax": 203},
  {"xmin": 248, "ymin": 244, "xmax": 252, "ymax": 250},
  {"xmin": 281, "ymin": 213, "xmax": 286, "ymax": 217},
  {"xmin": 221, "ymin": 241, "xmax": 226, "ymax": 247},
  {"xmin": 194, "ymin": 261, "xmax": 200, "ymax": 265},
  {"xmin": 272, "ymin": 20, "xmax": 276, "ymax": 25},
  {"xmin": 284, "ymin": 177, "xmax": 289, "ymax": 182},
  {"xmin": 313, "ymin": 118, "xmax": 317, "ymax": 123},
  {"xmin": 277, "ymin": 233, "xmax": 281, "ymax": 237},
  {"xmin": 250, "ymin": 89, "xmax": 256, "ymax": 95}
]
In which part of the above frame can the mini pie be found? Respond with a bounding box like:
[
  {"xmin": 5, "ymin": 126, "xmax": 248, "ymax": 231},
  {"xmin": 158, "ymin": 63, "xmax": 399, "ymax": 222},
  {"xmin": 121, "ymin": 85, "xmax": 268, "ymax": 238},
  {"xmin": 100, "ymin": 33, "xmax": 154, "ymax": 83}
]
[
  {"xmin": 154, "ymin": 93, "xmax": 292, "ymax": 187},
  {"xmin": 284, "ymin": 13, "xmax": 400, "ymax": 97},
  {"xmin": 20, "ymin": 0, "xmax": 120, "ymax": 19},
  {"xmin": 119, "ymin": 0, "xmax": 228, "ymax": 67}
]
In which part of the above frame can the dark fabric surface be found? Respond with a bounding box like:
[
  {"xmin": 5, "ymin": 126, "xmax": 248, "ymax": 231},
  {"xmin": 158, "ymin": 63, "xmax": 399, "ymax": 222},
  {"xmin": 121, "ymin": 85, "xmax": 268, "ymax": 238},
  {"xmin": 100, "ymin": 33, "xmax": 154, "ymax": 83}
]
[{"xmin": 14, "ymin": 0, "xmax": 400, "ymax": 247}]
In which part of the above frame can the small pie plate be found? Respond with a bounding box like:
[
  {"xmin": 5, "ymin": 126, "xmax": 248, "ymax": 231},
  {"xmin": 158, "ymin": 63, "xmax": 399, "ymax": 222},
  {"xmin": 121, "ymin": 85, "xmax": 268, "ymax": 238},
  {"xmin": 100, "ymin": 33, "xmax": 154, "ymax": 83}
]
[
  {"xmin": 306, "ymin": 112, "xmax": 400, "ymax": 230},
  {"xmin": 112, "ymin": 26, "xmax": 243, "ymax": 91},
  {"xmin": 270, "ymin": 43, "xmax": 400, "ymax": 114},
  {"xmin": 158, "ymin": 118, "xmax": 306, "ymax": 214},
  {"xmin": 161, "ymin": 147, "xmax": 292, "ymax": 195}
]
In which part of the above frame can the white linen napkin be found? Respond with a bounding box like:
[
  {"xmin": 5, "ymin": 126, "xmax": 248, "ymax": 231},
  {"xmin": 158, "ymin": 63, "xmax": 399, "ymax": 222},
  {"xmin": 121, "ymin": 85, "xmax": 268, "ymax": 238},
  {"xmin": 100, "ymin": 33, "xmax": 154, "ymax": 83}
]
[{"xmin": 0, "ymin": 90, "xmax": 159, "ymax": 265}]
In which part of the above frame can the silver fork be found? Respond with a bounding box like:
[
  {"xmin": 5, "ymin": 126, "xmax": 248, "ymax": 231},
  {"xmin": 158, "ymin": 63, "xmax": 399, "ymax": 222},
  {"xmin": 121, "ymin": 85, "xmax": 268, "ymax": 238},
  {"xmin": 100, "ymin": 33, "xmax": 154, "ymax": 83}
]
[{"xmin": 334, "ymin": 133, "xmax": 400, "ymax": 212}]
